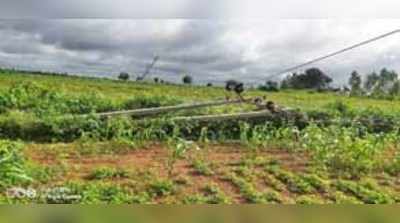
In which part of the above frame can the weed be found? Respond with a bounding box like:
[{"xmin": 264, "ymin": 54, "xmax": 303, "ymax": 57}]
[
  {"xmin": 87, "ymin": 167, "xmax": 130, "ymax": 180},
  {"xmin": 266, "ymin": 166, "xmax": 313, "ymax": 194},
  {"xmin": 334, "ymin": 180, "xmax": 394, "ymax": 204},
  {"xmin": 148, "ymin": 179, "xmax": 176, "ymax": 197},
  {"xmin": 295, "ymin": 195, "xmax": 325, "ymax": 204},
  {"xmin": 191, "ymin": 159, "xmax": 214, "ymax": 176}
]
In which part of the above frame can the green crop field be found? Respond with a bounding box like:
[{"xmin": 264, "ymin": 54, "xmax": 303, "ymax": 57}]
[{"xmin": 1, "ymin": 70, "xmax": 400, "ymax": 204}]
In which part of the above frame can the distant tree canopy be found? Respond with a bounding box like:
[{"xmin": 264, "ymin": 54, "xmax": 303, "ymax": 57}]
[
  {"xmin": 364, "ymin": 72, "xmax": 379, "ymax": 91},
  {"xmin": 182, "ymin": 75, "xmax": 193, "ymax": 84},
  {"xmin": 347, "ymin": 68, "xmax": 400, "ymax": 99},
  {"xmin": 118, "ymin": 72, "xmax": 130, "ymax": 81},
  {"xmin": 281, "ymin": 68, "xmax": 332, "ymax": 89},
  {"xmin": 258, "ymin": 81, "xmax": 279, "ymax": 92},
  {"xmin": 348, "ymin": 71, "xmax": 362, "ymax": 96}
]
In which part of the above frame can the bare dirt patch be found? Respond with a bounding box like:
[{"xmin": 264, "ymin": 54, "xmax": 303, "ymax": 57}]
[
  {"xmin": 27, "ymin": 143, "xmax": 311, "ymax": 179},
  {"xmin": 26, "ymin": 142, "xmax": 314, "ymax": 203}
]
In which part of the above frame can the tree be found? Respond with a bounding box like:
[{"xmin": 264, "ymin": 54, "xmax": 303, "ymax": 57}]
[
  {"xmin": 304, "ymin": 68, "xmax": 332, "ymax": 89},
  {"xmin": 258, "ymin": 80, "xmax": 279, "ymax": 92},
  {"xmin": 390, "ymin": 80, "xmax": 400, "ymax": 96},
  {"xmin": 378, "ymin": 68, "xmax": 398, "ymax": 93},
  {"xmin": 118, "ymin": 72, "xmax": 130, "ymax": 81},
  {"xmin": 182, "ymin": 75, "xmax": 193, "ymax": 84},
  {"xmin": 280, "ymin": 68, "xmax": 332, "ymax": 89},
  {"xmin": 364, "ymin": 72, "xmax": 379, "ymax": 91},
  {"xmin": 364, "ymin": 69, "xmax": 398, "ymax": 96},
  {"xmin": 206, "ymin": 82, "xmax": 213, "ymax": 87},
  {"xmin": 348, "ymin": 71, "xmax": 362, "ymax": 96},
  {"xmin": 379, "ymin": 68, "xmax": 398, "ymax": 85},
  {"xmin": 154, "ymin": 77, "xmax": 159, "ymax": 83}
]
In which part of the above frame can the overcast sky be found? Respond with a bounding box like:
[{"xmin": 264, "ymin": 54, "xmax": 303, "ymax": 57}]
[{"xmin": 0, "ymin": 19, "xmax": 399, "ymax": 85}]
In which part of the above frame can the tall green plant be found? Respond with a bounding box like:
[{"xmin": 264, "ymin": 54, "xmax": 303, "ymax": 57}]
[{"xmin": 0, "ymin": 140, "xmax": 32, "ymax": 189}]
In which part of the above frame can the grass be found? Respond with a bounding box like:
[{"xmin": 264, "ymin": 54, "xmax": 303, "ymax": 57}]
[{"xmin": 1, "ymin": 70, "xmax": 400, "ymax": 204}]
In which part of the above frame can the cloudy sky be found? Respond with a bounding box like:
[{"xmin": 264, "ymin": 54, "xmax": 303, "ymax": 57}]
[{"xmin": 0, "ymin": 2, "xmax": 399, "ymax": 85}]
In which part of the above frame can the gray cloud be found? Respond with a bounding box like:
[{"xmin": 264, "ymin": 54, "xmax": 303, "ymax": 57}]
[
  {"xmin": 0, "ymin": 19, "xmax": 400, "ymax": 85},
  {"xmin": 1, "ymin": 1, "xmax": 400, "ymax": 18}
]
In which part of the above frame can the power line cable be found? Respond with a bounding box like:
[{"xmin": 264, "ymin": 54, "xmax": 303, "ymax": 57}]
[{"xmin": 267, "ymin": 29, "xmax": 400, "ymax": 79}]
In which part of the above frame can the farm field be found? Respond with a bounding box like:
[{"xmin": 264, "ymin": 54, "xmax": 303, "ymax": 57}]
[{"xmin": 1, "ymin": 70, "xmax": 400, "ymax": 204}]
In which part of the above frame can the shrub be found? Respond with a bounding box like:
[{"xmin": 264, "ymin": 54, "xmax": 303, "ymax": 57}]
[
  {"xmin": 182, "ymin": 75, "xmax": 193, "ymax": 84},
  {"xmin": 118, "ymin": 72, "xmax": 130, "ymax": 81}
]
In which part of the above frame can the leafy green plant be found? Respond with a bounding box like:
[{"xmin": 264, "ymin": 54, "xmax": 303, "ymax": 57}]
[
  {"xmin": 166, "ymin": 135, "xmax": 194, "ymax": 177},
  {"xmin": 301, "ymin": 124, "xmax": 389, "ymax": 175},
  {"xmin": 266, "ymin": 166, "xmax": 313, "ymax": 194},
  {"xmin": 87, "ymin": 167, "xmax": 130, "ymax": 180},
  {"xmin": 191, "ymin": 159, "xmax": 214, "ymax": 176},
  {"xmin": 334, "ymin": 180, "xmax": 394, "ymax": 204},
  {"xmin": 0, "ymin": 140, "xmax": 32, "ymax": 189},
  {"xmin": 295, "ymin": 195, "xmax": 325, "ymax": 204},
  {"xmin": 148, "ymin": 179, "xmax": 176, "ymax": 197}
]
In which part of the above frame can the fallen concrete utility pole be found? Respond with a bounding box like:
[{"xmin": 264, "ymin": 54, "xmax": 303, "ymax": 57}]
[
  {"xmin": 90, "ymin": 98, "xmax": 253, "ymax": 118},
  {"xmin": 171, "ymin": 110, "xmax": 273, "ymax": 122}
]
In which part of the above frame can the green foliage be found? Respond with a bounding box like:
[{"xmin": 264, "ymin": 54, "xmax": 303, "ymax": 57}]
[
  {"xmin": 2, "ymin": 70, "xmax": 400, "ymax": 204},
  {"xmin": 335, "ymin": 180, "xmax": 394, "ymax": 204},
  {"xmin": 300, "ymin": 174, "xmax": 330, "ymax": 193},
  {"xmin": 123, "ymin": 95, "xmax": 182, "ymax": 110},
  {"xmin": 118, "ymin": 72, "xmax": 130, "ymax": 81},
  {"xmin": 349, "ymin": 71, "xmax": 363, "ymax": 96},
  {"xmin": 352, "ymin": 68, "xmax": 399, "ymax": 99},
  {"xmin": 384, "ymin": 153, "xmax": 400, "ymax": 176},
  {"xmin": 228, "ymin": 171, "xmax": 283, "ymax": 204},
  {"xmin": 301, "ymin": 124, "xmax": 390, "ymax": 175},
  {"xmin": 191, "ymin": 159, "xmax": 214, "ymax": 176},
  {"xmin": 332, "ymin": 191, "xmax": 362, "ymax": 204},
  {"xmin": 295, "ymin": 195, "xmax": 325, "ymax": 204},
  {"xmin": 148, "ymin": 179, "xmax": 176, "ymax": 197},
  {"xmin": 0, "ymin": 140, "xmax": 32, "ymax": 189},
  {"xmin": 281, "ymin": 68, "xmax": 332, "ymax": 89},
  {"xmin": 0, "ymin": 82, "xmax": 118, "ymax": 116},
  {"xmin": 65, "ymin": 182, "xmax": 134, "ymax": 204},
  {"xmin": 258, "ymin": 81, "xmax": 280, "ymax": 92},
  {"xmin": 182, "ymin": 75, "xmax": 193, "ymax": 84},
  {"xmin": 88, "ymin": 167, "xmax": 130, "ymax": 180},
  {"xmin": 266, "ymin": 166, "xmax": 314, "ymax": 194}
]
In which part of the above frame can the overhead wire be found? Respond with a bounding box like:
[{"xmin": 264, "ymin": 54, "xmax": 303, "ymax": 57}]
[{"xmin": 267, "ymin": 29, "xmax": 400, "ymax": 79}]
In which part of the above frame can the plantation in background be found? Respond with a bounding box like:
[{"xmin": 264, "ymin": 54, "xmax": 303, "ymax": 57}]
[{"xmin": 0, "ymin": 69, "xmax": 400, "ymax": 204}]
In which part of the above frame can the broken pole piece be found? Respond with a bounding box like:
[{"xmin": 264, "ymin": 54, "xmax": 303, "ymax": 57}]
[
  {"xmin": 171, "ymin": 110, "xmax": 273, "ymax": 122},
  {"xmin": 89, "ymin": 98, "xmax": 253, "ymax": 118}
]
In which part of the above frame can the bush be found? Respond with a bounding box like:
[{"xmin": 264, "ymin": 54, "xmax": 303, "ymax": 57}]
[
  {"xmin": 182, "ymin": 75, "xmax": 193, "ymax": 84},
  {"xmin": 118, "ymin": 72, "xmax": 130, "ymax": 81}
]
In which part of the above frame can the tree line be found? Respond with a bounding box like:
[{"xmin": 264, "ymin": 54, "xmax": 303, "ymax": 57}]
[
  {"xmin": 348, "ymin": 68, "xmax": 400, "ymax": 98},
  {"xmin": 258, "ymin": 67, "xmax": 400, "ymax": 99},
  {"xmin": 258, "ymin": 67, "xmax": 333, "ymax": 91}
]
